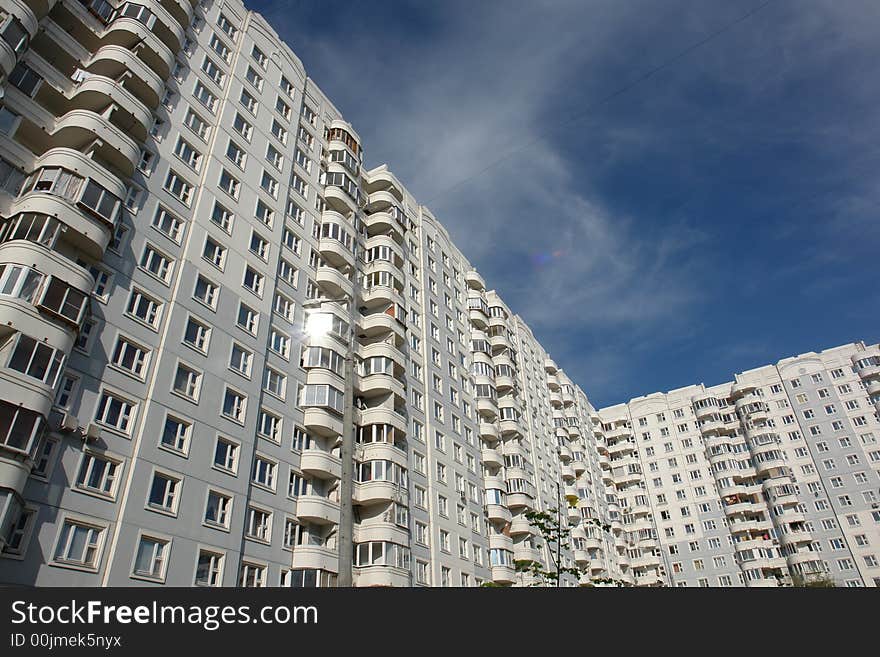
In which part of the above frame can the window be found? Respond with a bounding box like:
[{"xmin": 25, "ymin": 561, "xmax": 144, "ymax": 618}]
[
  {"xmin": 132, "ymin": 535, "xmax": 169, "ymax": 581},
  {"xmin": 240, "ymin": 88, "xmax": 258, "ymax": 115},
  {"xmin": 174, "ymin": 137, "xmax": 202, "ymax": 171},
  {"xmin": 245, "ymin": 66, "xmax": 263, "ymax": 91},
  {"xmin": 237, "ymin": 303, "xmax": 259, "ymax": 334},
  {"xmin": 184, "ymin": 107, "xmax": 209, "ymax": 141},
  {"xmin": 200, "ymin": 57, "xmax": 225, "ymax": 87},
  {"xmin": 222, "ymin": 387, "xmax": 247, "ymax": 424},
  {"xmin": 213, "ymin": 437, "xmax": 239, "ymax": 474},
  {"xmin": 152, "ymin": 206, "xmax": 184, "ymax": 243},
  {"xmin": 183, "ymin": 316, "xmax": 211, "ymax": 353},
  {"xmin": 202, "ymin": 237, "xmax": 226, "ymax": 269},
  {"xmin": 172, "ymin": 362, "xmax": 201, "ymax": 400},
  {"xmin": 205, "ymin": 490, "xmax": 232, "ymax": 528},
  {"xmin": 193, "ymin": 275, "xmax": 219, "ymax": 309},
  {"xmin": 233, "ymin": 113, "xmax": 252, "ymax": 140},
  {"xmin": 252, "ymin": 456, "xmax": 277, "ymax": 491},
  {"xmin": 94, "ymin": 391, "xmax": 136, "ymax": 434},
  {"xmin": 53, "ymin": 519, "xmax": 104, "ymax": 569},
  {"xmin": 229, "ymin": 344, "xmax": 253, "ymax": 377},
  {"xmin": 252, "ymin": 45, "xmax": 268, "ymax": 68},
  {"xmin": 219, "ymin": 169, "xmax": 240, "ymax": 199},
  {"xmin": 239, "ymin": 563, "xmax": 266, "ymax": 588},
  {"xmin": 195, "ymin": 550, "xmax": 224, "ymax": 587},
  {"xmin": 160, "ymin": 415, "xmax": 190, "ymax": 455},
  {"xmin": 75, "ymin": 452, "xmax": 120, "ymax": 498},
  {"xmin": 226, "ymin": 140, "xmax": 246, "ymax": 168},
  {"xmin": 139, "ymin": 244, "xmax": 174, "ymax": 283},
  {"xmin": 111, "ymin": 337, "xmax": 149, "ymax": 379},
  {"xmin": 246, "ymin": 506, "xmax": 272, "ymax": 543},
  {"xmin": 243, "ymin": 266, "xmax": 265, "ymax": 297},
  {"xmin": 163, "ymin": 170, "xmax": 193, "ymax": 206},
  {"xmin": 147, "ymin": 472, "xmax": 180, "ymax": 514}
]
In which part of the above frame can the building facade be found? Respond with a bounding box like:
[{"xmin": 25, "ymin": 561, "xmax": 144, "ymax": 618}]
[
  {"xmin": 596, "ymin": 341, "xmax": 880, "ymax": 587},
  {"xmin": 0, "ymin": 0, "xmax": 603, "ymax": 588},
  {"xmin": 0, "ymin": 0, "xmax": 876, "ymax": 589}
]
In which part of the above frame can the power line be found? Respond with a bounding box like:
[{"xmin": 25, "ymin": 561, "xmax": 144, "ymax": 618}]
[{"xmin": 423, "ymin": 0, "xmax": 779, "ymax": 206}]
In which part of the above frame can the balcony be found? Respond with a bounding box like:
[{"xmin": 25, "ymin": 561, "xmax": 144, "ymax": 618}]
[
  {"xmin": 299, "ymin": 449, "xmax": 342, "ymax": 480},
  {"xmin": 479, "ymin": 421, "xmax": 499, "ymax": 441},
  {"xmin": 316, "ymin": 265, "xmax": 353, "ymax": 300},
  {"xmin": 295, "ymin": 495, "xmax": 339, "ymax": 525},
  {"xmin": 481, "ymin": 446, "xmax": 502, "ymax": 468},
  {"xmin": 353, "ymin": 480, "xmax": 400, "ymax": 506},
  {"xmin": 485, "ymin": 503, "xmax": 511, "ymax": 524},
  {"xmin": 358, "ymin": 311, "xmax": 405, "ymax": 346},
  {"xmin": 491, "ymin": 565, "xmax": 516, "ymax": 585},
  {"xmin": 465, "ymin": 269, "xmax": 486, "ymax": 291},
  {"xmin": 508, "ymin": 515, "xmax": 533, "ymax": 536},
  {"xmin": 291, "ymin": 546, "xmax": 338, "ymax": 573},
  {"xmin": 303, "ymin": 407, "xmax": 343, "ymax": 439},
  {"xmin": 356, "ymin": 406, "xmax": 407, "ymax": 435},
  {"xmin": 355, "ymin": 565, "xmax": 411, "ymax": 588}
]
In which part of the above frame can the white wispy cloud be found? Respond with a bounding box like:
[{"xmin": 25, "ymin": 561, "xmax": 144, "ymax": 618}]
[{"xmin": 259, "ymin": 0, "xmax": 880, "ymax": 405}]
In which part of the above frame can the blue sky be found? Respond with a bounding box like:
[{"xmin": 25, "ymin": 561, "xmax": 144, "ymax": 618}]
[{"xmin": 251, "ymin": 0, "xmax": 880, "ymax": 407}]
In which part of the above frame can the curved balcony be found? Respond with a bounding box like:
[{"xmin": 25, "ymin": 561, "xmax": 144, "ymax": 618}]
[
  {"xmin": 315, "ymin": 265, "xmax": 353, "ymax": 300},
  {"xmin": 489, "ymin": 533, "xmax": 513, "ymax": 552},
  {"xmin": 481, "ymin": 446, "xmax": 502, "ymax": 469},
  {"xmin": 295, "ymin": 495, "xmax": 339, "ymax": 525},
  {"xmin": 699, "ymin": 417, "xmax": 726, "ymax": 435},
  {"xmin": 0, "ymin": 357, "xmax": 59, "ymax": 418},
  {"xmin": 509, "ymin": 515, "xmax": 533, "ymax": 536},
  {"xmin": 476, "ymin": 397, "xmax": 498, "ymax": 420},
  {"xmin": 69, "ymin": 74, "xmax": 151, "ymax": 140},
  {"xmin": 353, "ymin": 480, "xmax": 400, "ymax": 506},
  {"xmin": 363, "ymin": 210, "xmax": 404, "ymax": 242},
  {"xmin": 498, "ymin": 418, "xmax": 522, "ymax": 437},
  {"xmin": 465, "ymin": 269, "xmax": 486, "ymax": 291},
  {"xmin": 490, "ymin": 565, "xmax": 516, "ymax": 585},
  {"xmin": 574, "ymin": 549, "xmax": 590, "ymax": 565},
  {"xmin": 360, "ymin": 284, "xmax": 403, "ymax": 310},
  {"xmin": 557, "ymin": 445, "xmax": 572, "ymax": 462},
  {"xmin": 560, "ymin": 464, "xmax": 576, "ymax": 481},
  {"xmin": 321, "ymin": 184, "xmax": 357, "ymax": 215},
  {"xmin": 865, "ymin": 379, "xmax": 880, "ymax": 396},
  {"xmin": 299, "ymin": 449, "xmax": 342, "ymax": 480},
  {"xmin": 364, "ymin": 167, "xmax": 403, "ymax": 200},
  {"xmin": 52, "ymin": 109, "xmax": 139, "ymax": 175},
  {"xmin": 290, "ymin": 546, "xmax": 338, "ymax": 573},
  {"xmin": 359, "ymin": 341, "xmax": 405, "ymax": 370},
  {"xmin": 506, "ymin": 492, "xmax": 534, "ymax": 511},
  {"xmin": 485, "ymin": 503, "xmax": 511, "ymax": 524},
  {"xmin": 514, "ymin": 546, "xmax": 543, "ymax": 564},
  {"xmin": 303, "ymin": 407, "xmax": 344, "ymax": 439},
  {"xmin": 0, "ymin": 1, "xmax": 37, "ymax": 77},
  {"xmin": 754, "ymin": 457, "xmax": 787, "ymax": 476},
  {"xmin": 355, "ymin": 565, "xmax": 410, "ymax": 588},
  {"xmin": 103, "ymin": 16, "xmax": 175, "ymax": 78},
  {"xmin": 572, "ymin": 458, "xmax": 587, "ymax": 475},
  {"xmin": 356, "ymin": 407, "xmax": 406, "ymax": 435},
  {"xmin": 730, "ymin": 380, "xmax": 757, "ymax": 399},
  {"xmin": 9, "ymin": 193, "xmax": 108, "ymax": 258},
  {"xmin": 318, "ymin": 235, "xmax": 356, "ymax": 269},
  {"xmin": 494, "ymin": 374, "xmax": 517, "ymax": 394},
  {"xmin": 478, "ymin": 421, "xmax": 499, "ymax": 442},
  {"xmin": 83, "ymin": 45, "xmax": 162, "ymax": 107},
  {"xmin": 0, "ymin": 240, "xmax": 93, "ymax": 305},
  {"xmin": 468, "ymin": 307, "xmax": 488, "ymax": 331},
  {"xmin": 356, "ymin": 373, "xmax": 405, "ymax": 403},
  {"xmin": 364, "ymin": 234, "xmax": 404, "ymax": 265},
  {"xmin": 357, "ymin": 311, "xmax": 405, "ymax": 346}
]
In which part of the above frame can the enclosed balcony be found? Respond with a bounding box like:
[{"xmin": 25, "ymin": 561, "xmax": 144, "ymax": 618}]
[{"xmin": 291, "ymin": 545, "xmax": 338, "ymax": 573}]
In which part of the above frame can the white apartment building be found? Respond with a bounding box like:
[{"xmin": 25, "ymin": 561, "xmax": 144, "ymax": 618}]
[
  {"xmin": 0, "ymin": 0, "xmax": 875, "ymax": 589},
  {"xmin": 0, "ymin": 0, "xmax": 602, "ymax": 588},
  {"xmin": 597, "ymin": 341, "xmax": 880, "ymax": 587}
]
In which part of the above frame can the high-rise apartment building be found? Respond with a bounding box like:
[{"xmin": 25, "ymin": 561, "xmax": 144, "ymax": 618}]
[
  {"xmin": 596, "ymin": 341, "xmax": 880, "ymax": 587},
  {"xmin": 0, "ymin": 0, "xmax": 876, "ymax": 589},
  {"xmin": 0, "ymin": 0, "xmax": 602, "ymax": 588}
]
